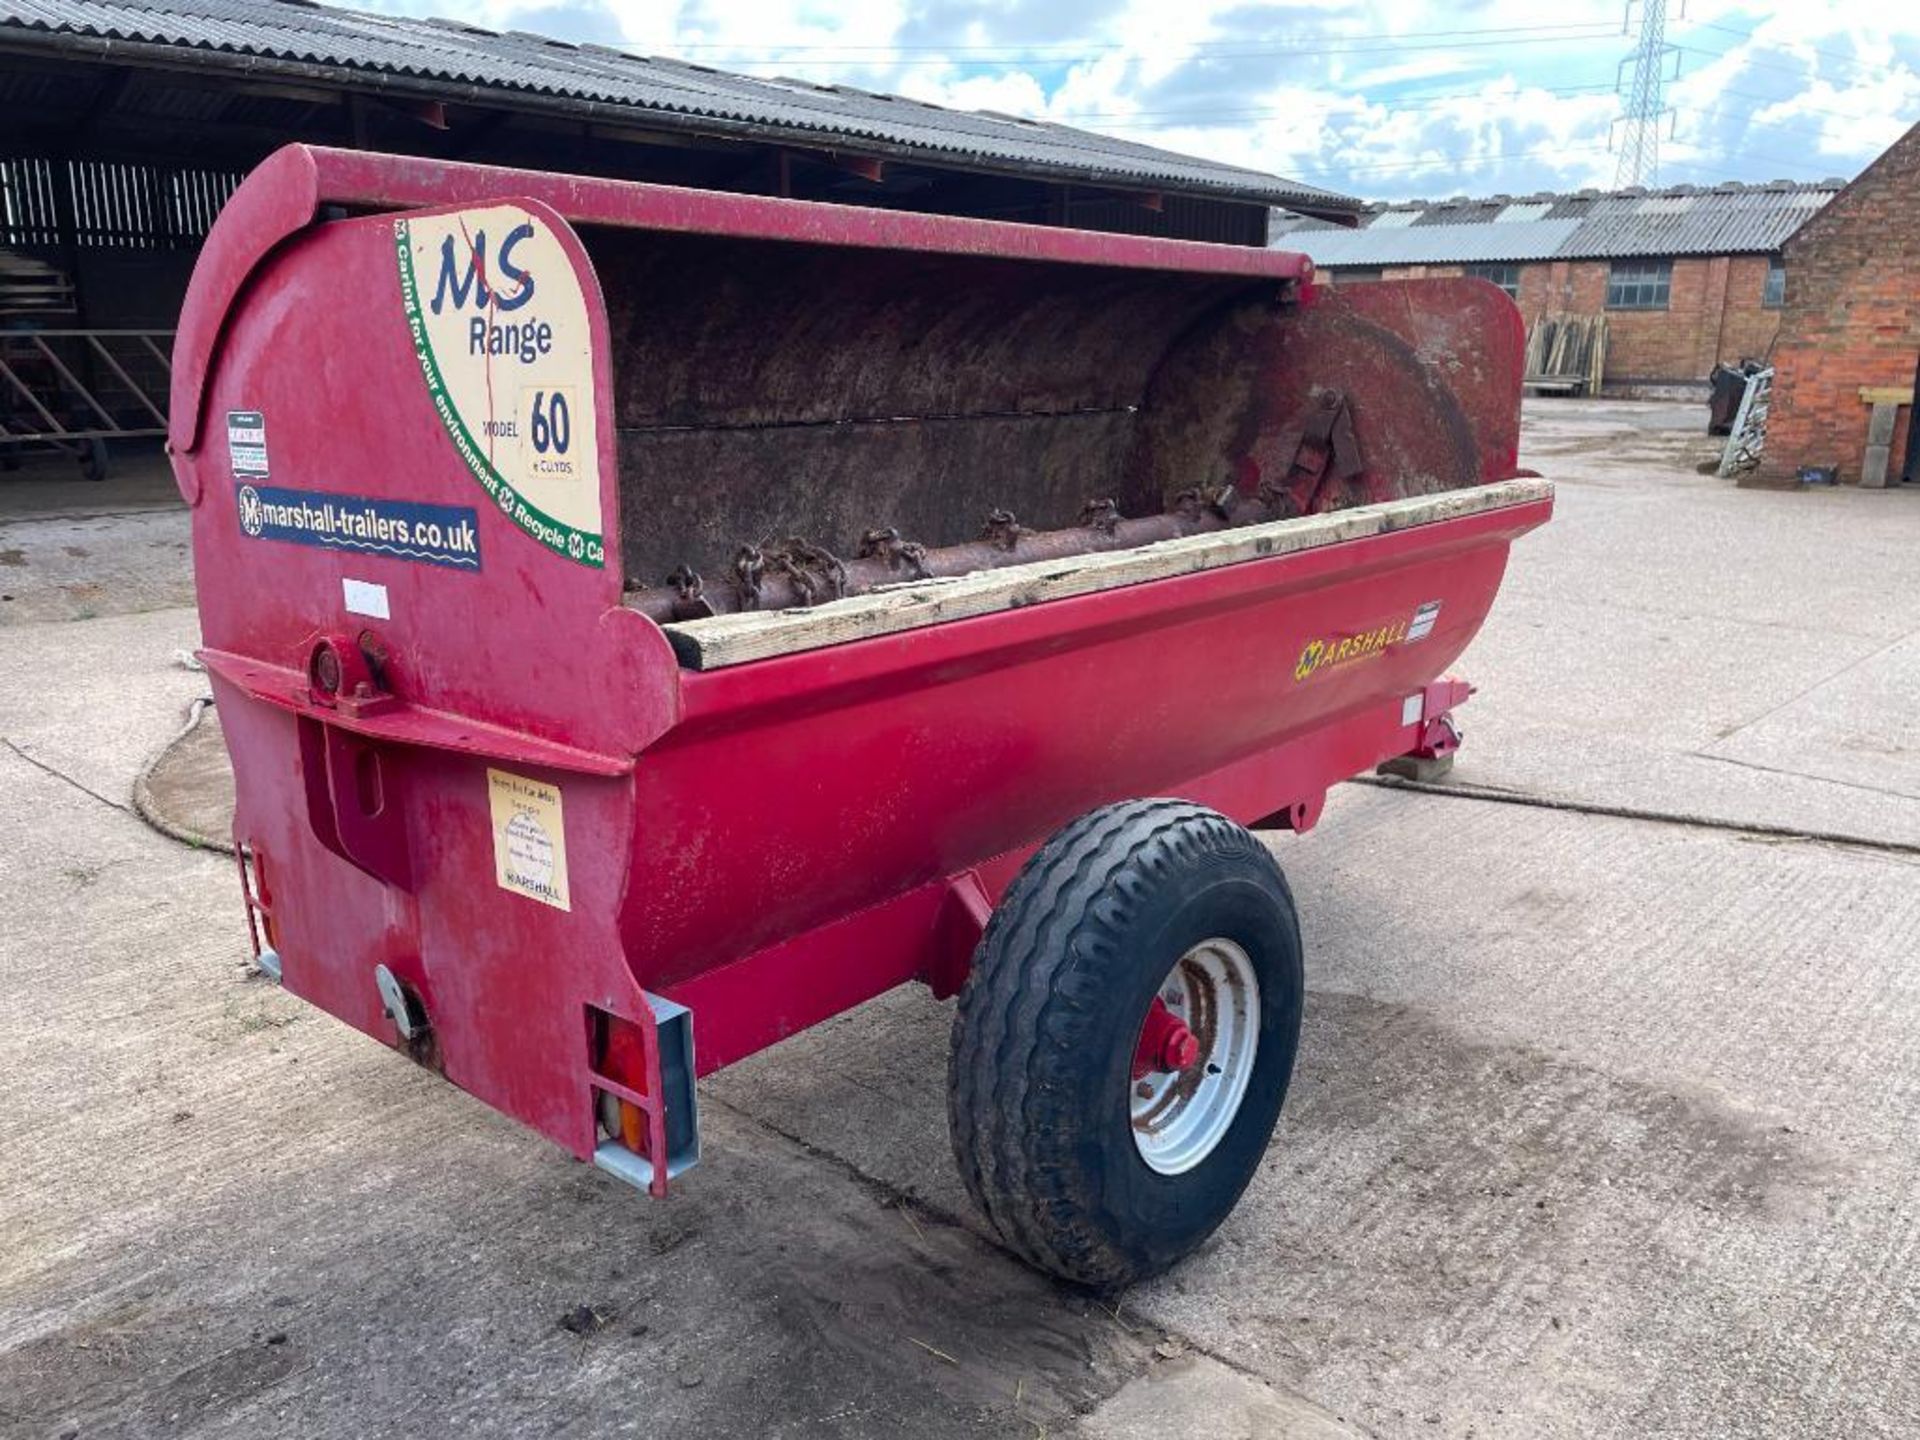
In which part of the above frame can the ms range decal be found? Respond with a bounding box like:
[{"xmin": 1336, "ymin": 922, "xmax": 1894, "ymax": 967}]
[
  {"xmin": 236, "ymin": 482, "xmax": 481, "ymax": 570},
  {"xmin": 394, "ymin": 206, "xmax": 604, "ymax": 568}
]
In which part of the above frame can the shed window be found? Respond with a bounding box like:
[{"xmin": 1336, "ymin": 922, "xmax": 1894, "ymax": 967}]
[
  {"xmin": 1465, "ymin": 262, "xmax": 1520, "ymax": 299},
  {"xmin": 1331, "ymin": 268, "xmax": 1384, "ymax": 284},
  {"xmin": 1763, "ymin": 257, "xmax": 1786, "ymax": 308},
  {"xmin": 1607, "ymin": 259, "xmax": 1671, "ymax": 310}
]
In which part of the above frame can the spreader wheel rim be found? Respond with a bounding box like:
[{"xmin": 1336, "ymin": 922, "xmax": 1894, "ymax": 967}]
[{"xmin": 1130, "ymin": 937, "xmax": 1261, "ymax": 1175}]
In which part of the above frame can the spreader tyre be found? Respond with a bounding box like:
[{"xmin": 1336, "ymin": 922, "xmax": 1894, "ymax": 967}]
[{"xmin": 948, "ymin": 799, "xmax": 1304, "ymax": 1287}]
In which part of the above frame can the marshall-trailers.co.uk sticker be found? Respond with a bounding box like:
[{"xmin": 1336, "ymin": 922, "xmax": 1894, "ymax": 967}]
[
  {"xmin": 227, "ymin": 409, "xmax": 269, "ymax": 478},
  {"xmin": 236, "ymin": 482, "xmax": 480, "ymax": 570},
  {"xmin": 487, "ymin": 768, "xmax": 571, "ymax": 912},
  {"xmin": 395, "ymin": 205, "xmax": 604, "ymax": 568}
]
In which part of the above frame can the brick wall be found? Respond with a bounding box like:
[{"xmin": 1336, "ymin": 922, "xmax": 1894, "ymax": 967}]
[
  {"xmin": 1327, "ymin": 253, "xmax": 1785, "ymax": 393},
  {"xmin": 1755, "ymin": 121, "xmax": 1920, "ymax": 486},
  {"xmin": 1517, "ymin": 256, "xmax": 1783, "ymax": 392}
]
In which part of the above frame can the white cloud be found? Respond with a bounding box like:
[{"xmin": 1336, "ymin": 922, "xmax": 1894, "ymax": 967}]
[{"xmin": 366, "ymin": 0, "xmax": 1920, "ymax": 199}]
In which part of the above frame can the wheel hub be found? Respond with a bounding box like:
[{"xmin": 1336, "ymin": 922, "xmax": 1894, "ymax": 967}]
[
  {"xmin": 1132, "ymin": 997, "xmax": 1201, "ymax": 1078},
  {"xmin": 1129, "ymin": 937, "xmax": 1261, "ymax": 1176}
]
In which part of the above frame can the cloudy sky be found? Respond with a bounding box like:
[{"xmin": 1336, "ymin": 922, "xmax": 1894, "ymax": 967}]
[{"xmin": 370, "ymin": 0, "xmax": 1916, "ymax": 200}]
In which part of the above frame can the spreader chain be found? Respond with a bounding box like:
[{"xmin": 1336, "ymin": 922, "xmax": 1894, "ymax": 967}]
[
  {"xmin": 1079, "ymin": 497, "xmax": 1122, "ymax": 534},
  {"xmin": 764, "ymin": 537, "xmax": 849, "ymax": 607},
  {"xmin": 857, "ymin": 526, "xmax": 932, "ymax": 579},
  {"xmin": 982, "ymin": 508, "xmax": 1024, "ymax": 551},
  {"xmin": 732, "ymin": 544, "xmax": 767, "ymax": 611},
  {"xmin": 1171, "ymin": 485, "xmax": 1236, "ymax": 524}
]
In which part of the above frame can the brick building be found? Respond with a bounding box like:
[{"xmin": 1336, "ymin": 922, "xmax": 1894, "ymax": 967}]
[
  {"xmin": 1272, "ymin": 181, "xmax": 1842, "ymax": 396},
  {"xmin": 1754, "ymin": 121, "xmax": 1920, "ymax": 488}
]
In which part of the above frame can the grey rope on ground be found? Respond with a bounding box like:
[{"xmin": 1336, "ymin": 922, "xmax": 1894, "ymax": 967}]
[
  {"xmin": 130, "ymin": 694, "xmax": 233, "ymax": 855},
  {"xmin": 1353, "ymin": 774, "xmax": 1920, "ymax": 860}
]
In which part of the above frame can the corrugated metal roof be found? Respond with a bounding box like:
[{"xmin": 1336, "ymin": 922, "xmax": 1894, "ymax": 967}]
[
  {"xmin": 1555, "ymin": 187, "xmax": 1832, "ymax": 258},
  {"xmin": 1493, "ymin": 201, "xmax": 1552, "ymax": 223},
  {"xmin": 1283, "ymin": 218, "xmax": 1582, "ymax": 266},
  {"xmin": 1272, "ymin": 180, "xmax": 1838, "ymax": 265},
  {"xmin": 0, "ymin": 0, "xmax": 1356, "ymax": 213}
]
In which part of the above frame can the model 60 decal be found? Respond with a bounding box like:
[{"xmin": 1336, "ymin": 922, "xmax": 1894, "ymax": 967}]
[{"xmin": 396, "ymin": 207, "xmax": 604, "ymax": 568}]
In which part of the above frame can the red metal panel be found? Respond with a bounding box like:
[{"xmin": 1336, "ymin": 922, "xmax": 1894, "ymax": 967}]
[
  {"xmin": 626, "ymin": 499, "xmax": 1540, "ymax": 991},
  {"xmin": 180, "ymin": 199, "xmax": 679, "ymax": 762}
]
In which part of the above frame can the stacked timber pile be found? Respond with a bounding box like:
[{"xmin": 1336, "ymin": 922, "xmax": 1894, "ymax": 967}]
[{"xmin": 1524, "ymin": 315, "xmax": 1608, "ymax": 396}]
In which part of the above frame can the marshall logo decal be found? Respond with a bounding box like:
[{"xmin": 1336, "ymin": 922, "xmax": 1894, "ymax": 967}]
[{"xmin": 1294, "ymin": 600, "xmax": 1441, "ymax": 682}]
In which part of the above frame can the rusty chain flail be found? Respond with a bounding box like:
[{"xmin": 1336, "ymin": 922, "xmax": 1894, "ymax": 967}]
[
  {"xmin": 857, "ymin": 526, "xmax": 932, "ymax": 579},
  {"xmin": 732, "ymin": 544, "xmax": 767, "ymax": 611},
  {"xmin": 1079, "ymin": 497, "xmax": 1121, "ymax": 534},
  {"xmin": 982, "ymin": 508, "xmax": 1023, "ymax": 551},
  {"xmin": 762, "ymin": 537, "xmax": 848, "ymax": 608},
  {"xmin": 664, "ymin": 563, "xmax": 713, "ymax": 621}
]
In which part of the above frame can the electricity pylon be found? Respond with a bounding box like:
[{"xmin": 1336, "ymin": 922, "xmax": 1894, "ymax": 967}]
[{"xmin": 1613, "ymin": 0, "xmax": 1681, "ymax": 187}]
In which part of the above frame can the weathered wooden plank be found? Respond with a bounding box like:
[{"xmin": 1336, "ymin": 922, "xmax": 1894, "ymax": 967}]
[{"xmin": 660, "ymin": 477, "xmax": 1553, "ymax": 670}]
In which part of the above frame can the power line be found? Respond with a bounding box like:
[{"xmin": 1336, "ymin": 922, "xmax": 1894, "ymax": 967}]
[
  {"xmin": 664, "ymin": 20, "xmax": 1624, "ymax": 58},
  {"xmin": 1054, "ymin": 85, "xmax": 1879, "ymax": 137},
  {"xmin": 1290, "ymin": 143, "xmax": 1615, "ymax": 180},
  {"xmin": 1046, "ymin": 82, "xmax": 1620, "ymax": 129},
  {"xmin": 714, "ymin": 29, "xmax": 1627, "ymax": 70},
  {"xmin": 1692, "ymin": 19, "xmax": 1887, "ymax": 78}
]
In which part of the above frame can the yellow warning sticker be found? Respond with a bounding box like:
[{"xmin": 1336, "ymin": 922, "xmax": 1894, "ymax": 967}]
[{"xmin": 487, "ymin": 768, "xmax": 570, "ymax": 911}]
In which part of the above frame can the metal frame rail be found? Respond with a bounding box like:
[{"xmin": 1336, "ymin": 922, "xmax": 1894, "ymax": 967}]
[{"xmin": 0, "ymin": 328, "xmax": 173, "ymax": 479}]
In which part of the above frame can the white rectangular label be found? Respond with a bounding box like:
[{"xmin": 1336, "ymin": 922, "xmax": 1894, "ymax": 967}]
[
  {"xmin": 226, "ymin": 408, "xmax": 270, "ymax": 478},
  {"xmin": 342, "ymin": 577, "xmax": 390, "ymax": 619},
  {"xmin": 1402, "ymin": 693, "xmax": 1424, "ymax": 726}
]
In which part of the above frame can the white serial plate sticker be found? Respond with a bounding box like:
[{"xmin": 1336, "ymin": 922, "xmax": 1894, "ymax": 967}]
[
  {"xmin": 488, "ymin": 768, "xmax": 571, "ymax": 911},
  {"xmin": 227, "ymin": 409, "xmax": 269, "ymax": 479},
  {"xmin": 342, "ymin": 577, "xmax": 391, "ymax": 619}
]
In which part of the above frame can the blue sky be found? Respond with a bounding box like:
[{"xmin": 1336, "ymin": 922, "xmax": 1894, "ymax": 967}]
[{"xmin": 362, "ymin": 0, "xmax": 1918, "ymax": 200}]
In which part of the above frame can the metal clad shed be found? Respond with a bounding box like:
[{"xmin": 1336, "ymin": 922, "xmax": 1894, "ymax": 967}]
[
  {"xmin": 1286, "ymin": 218, "xmax": 1582, "ymax": 268},
  {"xmin": 0, "ymin": 0, "xmax": 1352, "ymax": 478},
  {"xmin": 1271, "ymin": 178, "xmax": 1846, "ymax": 397},
  {"xmin": 0, "ymin": 0, "xmax": 1352, "ymax": 215},
  {"xmin": 1281, "ymin": 180, "xmax": 1841, "ymax": 266}
]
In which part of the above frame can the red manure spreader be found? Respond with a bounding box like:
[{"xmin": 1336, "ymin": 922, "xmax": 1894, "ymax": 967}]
[{"xmin": 173, "ymin": 146, "xmax": 1550, "ymax": 1286}]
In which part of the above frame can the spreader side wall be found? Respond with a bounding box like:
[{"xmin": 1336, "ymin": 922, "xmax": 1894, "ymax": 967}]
[
  {"xmin": 622, "ymin": 499, "xmax": 1542, "ymax": 991},
  {"xmin": 176, "ymin": 195, "xmax": 683, "ymax": 1162},
  {"xmin": 178, "ymin": 200, "xmax": 678, "ymax": 760}
]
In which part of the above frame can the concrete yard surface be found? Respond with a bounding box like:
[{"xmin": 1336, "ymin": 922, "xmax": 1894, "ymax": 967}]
[
  {"xmin": 3, "ymin": 400, "xmax": 1919, "ymax": 1438},
  {"xmin": 1462, "ymin": 400, "xmax": 1920, "ymax": 847}
]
